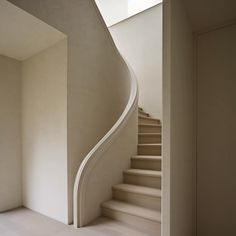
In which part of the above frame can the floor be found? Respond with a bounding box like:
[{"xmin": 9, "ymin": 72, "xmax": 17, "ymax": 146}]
[{"xmin": 0, "ymin": 208, "xmax": 152, "ymax": 236}]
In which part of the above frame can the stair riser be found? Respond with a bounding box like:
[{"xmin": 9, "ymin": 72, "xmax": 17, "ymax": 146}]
[
  {"xmin": 102, "ymin": 208, "xmax": 161, "ymax": 235},
  {"xmin": 138, "ymin": 146, "xmax": 161, "ymax": 155},
  {"xmin": 139, "ymin": 126, "xmax": 161, "ymax": 133},
  {"xmin": 113, "ymin": 190, "xmax": 161, "ymax": 211},
  {"xmin": 138, "ymin": 117, "xmax": 160, "ymax": 125},
  {"xmin": 131, "ymin": 159, "xmax": 161, "ymax": 171},
  {"xmin": 124, "ymin": 174, "xmax": 161, "ymax": 189},
  {"xmin": 138, "ymin": 135, "xmax": 161, "ymax": 144}
]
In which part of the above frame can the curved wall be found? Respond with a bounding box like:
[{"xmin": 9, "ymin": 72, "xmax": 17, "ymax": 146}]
[{"xmin": 9, "ymin": 0, "xmax": 134, "ymax": 224}]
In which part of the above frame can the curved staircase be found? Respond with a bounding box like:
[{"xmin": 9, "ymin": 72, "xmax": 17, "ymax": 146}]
[{"xmin": 101, "ymin": 107, "xmax": 162, "ymax": 235}]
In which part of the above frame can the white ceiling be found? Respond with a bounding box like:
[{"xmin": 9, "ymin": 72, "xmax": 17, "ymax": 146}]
[
  {"xmin": 183, "ymin": 0, "xmax": 236, "ymax": 31},
  {"xmin": 95, "ymin": 0, "xmax": 162, "ymax": 27},
  {"xmin": 0, "ymin": 0, "xmax": 66, "ymax": 61}
]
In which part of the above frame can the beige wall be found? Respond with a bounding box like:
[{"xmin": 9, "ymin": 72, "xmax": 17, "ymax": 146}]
[
  {"xmin": 22, "ymin": 39, "xmax": 68, "ymax": 223},
  {"xmin": 197, "ymin": 24, "xmax": 236, "ymax": 236},
  {"xmin": 9, "ymin": 0, "xmax": 132, "ymax": 223},
  {"xmin": 79, "ymin": 107, "xmax": 138, "ymax": 225},
  {"xmin": 163, "ymin": 0, "xmax": 195, "ymax": 235},
  {"xmin": 109, "ymin": 5, "xmax": 162, "ymax": 118},
  {"xmin": 0, "ymin": 55, "xmax": 22, "ymax": 212}
]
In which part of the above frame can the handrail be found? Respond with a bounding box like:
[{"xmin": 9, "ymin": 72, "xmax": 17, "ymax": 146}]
[{"xmin": 73, "ymin": 60, "xmax": 138, "ymax": 227}]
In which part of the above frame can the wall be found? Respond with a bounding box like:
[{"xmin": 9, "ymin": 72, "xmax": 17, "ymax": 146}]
[
  {"xmin": 109, "ymin": 4, "xmax": 162, "ymax": 118},
  {"xmin": 77, "ymin": 107, "xmax": 138, "ymax": 226},
  {"xmin": 95, "ymin": 0, "xmax": 162, "ymax": 26},
  {"xmin": 197, "ymin": 24, "xmax": 236, "ymax": 236},
  {"xmin": 0, "ymin": 55, "xmax": 22, "ymax": 212},
  {"xmin": 0, "ymin": 0, "xmax": 66, "ymax": 61},
  {"xmin": 9, "ymin": 0, "xmax": 132, "ymax": 223},
  {"xmin": 22, "ymin": 39, "xmax": 68, "ymax": 223},
  {"xmin": 163, "ymin": 0, "xmax": 195, "ymax": 235}
]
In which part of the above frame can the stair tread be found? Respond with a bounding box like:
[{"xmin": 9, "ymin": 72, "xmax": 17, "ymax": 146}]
[
  {"xmin": 139, "ymin": 123, "xmax": 161, "ymax": 127},
  {"xmin": 138, "ymin": 133, "xmax": 161, "ymax": 136},
  {"xmin": 124, "ymin": 169, "xmax": 162, "ymax": 177},
  {"xmin": 132, "ymin": 155, "xmax": 162, "ymax": 161},
  {"xmin": 138, "ymin": 144, "xmax": 162, "ymax": 146},
  {"xmin": 113, "ymin": 184, "xmax": 161, "ymax": 197},
  {"xmin": 102, "ymin": 200, "xmax": 161, "ymax": 222}
]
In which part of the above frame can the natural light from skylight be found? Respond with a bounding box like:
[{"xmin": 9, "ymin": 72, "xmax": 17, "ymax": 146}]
[{"xmin": 95, "ymin": 0, "xmax": 162, "ymax": 27}]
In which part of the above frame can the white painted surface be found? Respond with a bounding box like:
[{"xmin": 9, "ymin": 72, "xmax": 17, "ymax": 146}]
[
  {"xmin": 109, "ymin": 5, "xmax": 162, "ymax": 118},
  {"xmin": 22, "ymin": 39, "xmax": 68, "ymax": 223},
  {"xmin": 0, "ymin": 55, "xmax": 22, "ymax": 212},
  {"xmin": 163, "ymin": 0, "xmax": 195, "ymax": 235},
  {"xmin": 197, "ymin": 24, "xmax": 236, "ymax": 236},
  {"xmin": 0, "ymin": 0, "xmax": 65, "ymax": 60},
  {"xmin": 95, "ymin": 0, "xmax": 162, "ymax": 26}
]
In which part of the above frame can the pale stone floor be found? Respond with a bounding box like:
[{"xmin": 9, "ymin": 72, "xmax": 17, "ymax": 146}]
[{"xmin": 0, "ymin": 208, "xmax": 152, "ymax": 236}]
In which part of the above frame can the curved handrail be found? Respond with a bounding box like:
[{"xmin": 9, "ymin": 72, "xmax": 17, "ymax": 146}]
[
  {"xmin": 73, "ymin": 0, "xmax": 139, "ymax": 227},
  {"xmin": 73, "ymin": 60, "xmax": 138, "ymax": 227}
]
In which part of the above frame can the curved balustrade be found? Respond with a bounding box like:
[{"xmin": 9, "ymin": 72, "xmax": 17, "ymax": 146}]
[
  {"xmin": 73, "ymin": 60, "xmax": 138, "ymax": 227},
  {"xmin": 73, "ymin": 2, "xmax": 138, "ymax": 226}
]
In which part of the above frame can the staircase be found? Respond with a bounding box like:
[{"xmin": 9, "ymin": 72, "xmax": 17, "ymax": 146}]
[{"xmin": 101, "ymin": 107, "xmax": 162, "ymax": 235}]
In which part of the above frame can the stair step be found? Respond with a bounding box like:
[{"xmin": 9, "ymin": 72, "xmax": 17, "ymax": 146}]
[
  {"xmin": 113, "ymin": 183, "xmax": 161, "ymax": 197},
  {"xmin": 124, "ymin": 169, "xmax": 161, "ymax": 188},
  {"xmin": 132, "ymin": 155, "xmax": 162, "ymax": 161},
  {"xmin": 138, "ymin": 144, "xmax": 162, "ymax": 155},
  {"xmin": 139, "ymin": 124, "xmax": 161, "ymax": 133},
  {"xmin": 131, "ymin": 155, "xmax": 162, "ymax": 170},
  {"xmin": 102, "ymin": 200, "xmax": 161, "ymax": 235},
  {"xmin": 124, "ymin": 169, "xmax": 161, "ymax": 177},
  {"xmin": 112, "ymin": 184, "xmax": 161, "ymax": 211},
  {"xmin": 102, "ymin": 200, "xmax": 161, "ymax": 222},
  {"xmin": 138, "ymin": 110, "xmax": 150, "ymax": 117},
  {"xmin": 138, "ymin": 116, "xmax": 161, "ymax": 125},
  {"xmin": 138, "ymin": 133, "xmax": 161, "ymax": 144}
]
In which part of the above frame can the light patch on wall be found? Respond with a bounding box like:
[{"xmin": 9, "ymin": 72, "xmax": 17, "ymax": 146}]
[
  {"xmin": 128, "ymin": 0, "xmax": 161, "ymax": 15},
  {"xmin": 95, "ymin": 0, "xmax": 162, "ymax": 27}
]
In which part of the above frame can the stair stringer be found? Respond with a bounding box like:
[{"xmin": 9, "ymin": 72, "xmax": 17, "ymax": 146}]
[{"xmin": 73, "ymin": 65, "xmax": 138, "ymax": 227}]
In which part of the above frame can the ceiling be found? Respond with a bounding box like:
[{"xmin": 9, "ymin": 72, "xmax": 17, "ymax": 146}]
[
  {"xmin": 0, "ymin": 0, "xmax": 66, "ymax": 61},
  {"xmin": 183, "ymin": 0, "xmax": 236, "ymax": 31}
]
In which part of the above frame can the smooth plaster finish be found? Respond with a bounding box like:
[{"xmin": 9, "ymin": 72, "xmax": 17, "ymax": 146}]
[
  {"xmin": 197, "ymin": 24, "xmax": 236, "ymax": 236},
  {"xmin": 8, "ymin": 0, "xmax": 134, "ymax": 223},
  {"xmin": 183, "ymin": 0, "xmax": 236, "ymax": 31},
  {"xmin": 0, "ymin": 55, "xmax": 22, "ymax": 212},
  {"xmin": 73, "ymin": 67, "xmax": 138, "ymax": 227},
  {"xmin": 109, "ymin": 5, "xmax": 162, "ymax": 118},
  {"xmin": 163, "ymin": 0, "xmax": 195, "ymax": 235},
  {"xmin": 22, "ymin": 39, "xmax": 68, "ymax": 223},
  {"xmin": 75, "ymin": 108, "xmax": 138, "ymax": 226},
  {"xmin": 95, "ymin": 0, "xmax": 162, "ymax": 27},
  {"xmin": 0, "ymin": 208, "xmax": 152, "ymax": 236},
  {"xmin": 0, "ymin": 0, "xmax": 65, "ymax": 61}
]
